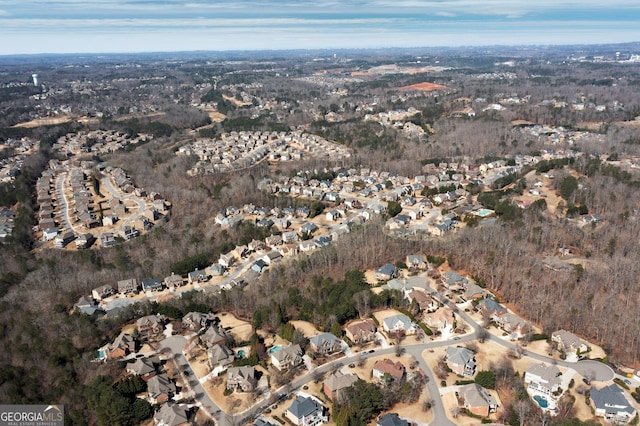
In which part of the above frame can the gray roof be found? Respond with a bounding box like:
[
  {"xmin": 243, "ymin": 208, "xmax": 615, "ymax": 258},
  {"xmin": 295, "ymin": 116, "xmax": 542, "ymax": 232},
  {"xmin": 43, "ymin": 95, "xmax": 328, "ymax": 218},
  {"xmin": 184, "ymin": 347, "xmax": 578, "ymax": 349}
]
[
  {"xmin": 376, "ymin": 263, "xmax": 398, "ymax": 277},
  {"xmin": 525, "ymin": 363, "xmax": 562, "ymax": 388},
  {"xmin": 383, "ymin": 314, "xmax": 413, "ymax": 331},
  {"xmin": 287, "ymin": 396, "xmax": 324, "ymax": 419},
  {"xmin": 148, "ymin": 373, "xmax": 176, "ymax": 398},
  {"xmin": 458, "ymin": 383, "xmax": 498, "ymax": 409},
  {"xmin": 591, "ymin": 384, "xmax": 635, "ymax": 415},
  {"xmin": 309, "ymin": 332, "xmax": 340, "ymax": 348},
  {"xmin": 155, "ymin": 403, "xmax": 189, "ymax": 426},
  {"xmin": 128, "ymin": 357, "xmax": 156, "ymax": 376},
  {"xmin": 377, "ymin": 413, "xmax": 410, "ymax": 426},
  {"xmin": 446, "ymin": 346, "xmax": 476, "ymax": 367}
]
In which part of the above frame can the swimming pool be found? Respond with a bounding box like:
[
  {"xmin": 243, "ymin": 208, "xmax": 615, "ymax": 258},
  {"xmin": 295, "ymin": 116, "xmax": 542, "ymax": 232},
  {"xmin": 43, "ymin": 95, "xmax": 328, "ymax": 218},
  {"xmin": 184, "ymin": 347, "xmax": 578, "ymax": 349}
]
[
  {"xmin": 237, "ymin": 350, "xmax": 246, "ymax": 358},
  {"xmin": 269, "ymin": 345, "xmax": 282, "ymax": 354},
  {"xmin": 474, "ymin": 209, "xmax": 494, "ymax": 217},
  {"xmin": 533, "ymin": 395, "xmax": 549, "ymax": 409}
]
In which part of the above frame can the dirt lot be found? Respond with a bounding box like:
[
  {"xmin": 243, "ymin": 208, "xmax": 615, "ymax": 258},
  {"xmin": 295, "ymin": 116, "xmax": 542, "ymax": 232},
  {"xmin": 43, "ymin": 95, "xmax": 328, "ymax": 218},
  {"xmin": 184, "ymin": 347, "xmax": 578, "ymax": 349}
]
[
  {"xmin": 290, "ymin": 320, "xmax": 320, "ymax": 338},
  {"xmin": 218, "ymin": 313, "xmax": 253, "ymax": 342},
  {"xmin": 186, "ymin": 345, "xmax": 210, "ymax": 379},
  {"xmin": 399, "ymin": 82, "xmax": 448, "ymax": 92},
  {"xmin": 13, "ymin": 116, "xmax": 74, "ymax": 128},
  {"xmin": 372, "ymin": 308, "xmax": 404, "ymax": 325}
]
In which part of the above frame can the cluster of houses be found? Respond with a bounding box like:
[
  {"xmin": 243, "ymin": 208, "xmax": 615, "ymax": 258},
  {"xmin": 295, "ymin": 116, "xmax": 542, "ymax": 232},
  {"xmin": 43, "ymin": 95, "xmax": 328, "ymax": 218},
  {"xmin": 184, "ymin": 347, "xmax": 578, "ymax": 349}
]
[
  {"xmin": 52, "ymin": 129, "xmax": 152, "ymax": 156},
  {"xmin": 178, "ymin": 130, "xmax": 351, "ymax": 175},
  {"xmin": 36, "ymin": 159, "xmax": 97, "ymax": 246},
  {"xmin": 0, "ymin": 137, "xmax": 36, "ymax": 183},
  {"xmin": 514, "ymin": 122, "xmax": 606, "ymax": 147},
  {"xmin": 35, "ymin": 158, "xmax": 166, "ymax": 249},
  {"xmin": 0, "ymin": 208, "xmax": 15, "ymax": 242}
]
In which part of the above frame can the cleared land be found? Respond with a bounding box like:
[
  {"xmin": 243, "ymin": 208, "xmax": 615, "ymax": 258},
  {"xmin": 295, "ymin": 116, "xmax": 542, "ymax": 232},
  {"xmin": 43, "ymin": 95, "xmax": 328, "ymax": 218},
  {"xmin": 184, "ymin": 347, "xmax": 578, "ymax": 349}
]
[{"xmin": 398, "ymin": 82, "xmax": 448, "ymax": 92}]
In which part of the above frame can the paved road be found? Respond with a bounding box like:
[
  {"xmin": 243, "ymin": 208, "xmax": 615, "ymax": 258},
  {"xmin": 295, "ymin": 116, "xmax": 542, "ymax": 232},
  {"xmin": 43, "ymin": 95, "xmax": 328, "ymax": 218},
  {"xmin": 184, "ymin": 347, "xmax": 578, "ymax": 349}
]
[
  {"xmin": 100, "ymin": 172, "xmax": 146, "ymax": 230},
  {"xmin": 55, "ymin": 172, "xmax": 76, "ymax": 234},
  {"xmin": 157, "ymin": 336, "xmax": 227, "ymax": 425}
]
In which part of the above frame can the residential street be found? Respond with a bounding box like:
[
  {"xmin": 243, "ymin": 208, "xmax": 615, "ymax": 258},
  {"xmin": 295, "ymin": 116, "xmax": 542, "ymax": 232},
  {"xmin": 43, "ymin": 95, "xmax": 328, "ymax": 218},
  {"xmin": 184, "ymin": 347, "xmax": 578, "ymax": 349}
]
[{"xmin": 148, "ymin": 280, "xmax": 617, "ymax": 426}]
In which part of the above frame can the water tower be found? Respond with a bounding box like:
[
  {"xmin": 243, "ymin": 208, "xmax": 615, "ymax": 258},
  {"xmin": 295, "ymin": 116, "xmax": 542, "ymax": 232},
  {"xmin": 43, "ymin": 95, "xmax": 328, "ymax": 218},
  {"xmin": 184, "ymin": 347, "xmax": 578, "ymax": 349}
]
[{"xmin": 32, "ymin": 74, "xmax": 39, "ymax": 86}]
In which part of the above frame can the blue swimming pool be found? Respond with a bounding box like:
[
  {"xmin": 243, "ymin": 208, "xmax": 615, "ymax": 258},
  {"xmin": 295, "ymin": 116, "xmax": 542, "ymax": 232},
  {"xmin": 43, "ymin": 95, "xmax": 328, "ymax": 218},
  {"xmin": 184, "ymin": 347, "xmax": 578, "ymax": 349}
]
[
  {"xmin": 269, "ymin": 345, "xmax": 282, "ymax": 354},
  {"xmin": 237, "ymin": 350, "xmax": 245, "ymax": 358},
  {"xmin": 475, "ymin": 209, "xmax": 494, "ymax": 217},
  {"xmin": 533, "ymin": 395, "xmax": 549, "ymax": 408}
]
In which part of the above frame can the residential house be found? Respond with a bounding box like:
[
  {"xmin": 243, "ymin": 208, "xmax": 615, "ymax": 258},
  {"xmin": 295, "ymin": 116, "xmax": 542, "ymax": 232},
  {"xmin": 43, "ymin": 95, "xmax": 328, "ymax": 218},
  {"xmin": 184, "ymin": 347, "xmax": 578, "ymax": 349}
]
[
  {"xmin": 207, "ymin": 263, "xmax": 226, "ymax": 277},
  {"xmin": 424, "ymin": 306, "xmax": 456, "ymax": 333},
  {"xmin": 590, "ymin": 384, "xmax": 637, "ymax": 424},
  {"xmin": 92, "ymin": 284, "xmax": 115, "ymax": 301},
  {"xmin": 442, "ymin": 271, "xmax": 468, "ymax": 290},
  {"xmin": 382, "ymin": 314, "xmax": 417, "ymax": 336},
  {"xmin": 325, "ymin": 210, "xmax": 341, "ymax": 221},
  {"xmin": 300, "ymin": 222, "xmax": 318, "ymax": 235},
  {"xmin": 500, "ymin": 313, "xmax": 532, "ymax": 340},
  {"xmin": 476, "ymin": 298, "xmax": 508, "ymax": 322},
  {"xmin": 324, "ymin": 371, "xmax": 358, "ymax": 402},
  {"xmin": 285, "ymin": 396, "xmax": 328, "ymax": 426},
  {"xmin": 137, "ymin": 314, "xmax": 166, "ymax": 338},
  {"xmin": 457, "ymin": 383, "xmax": 499, "ymax": 417},
  {"xmin": 119, "ymin": 226, "xmax": 139, "ymax": 240},
  {"xmin": 299, "ymin": 240, "xmax": 316, "ymax": 252},
  {"xmin": 101, "ymin": 232, "xmax": 116, "ymax": 247},
  {"xmin": 446, "ymin": 346, "xmax": 477, "ymax": 377},
  {"xmin": 219, "ymin": 253, "xmax": 235, "ymax": 268},
  {"xmin": 54, "ymin": 231, "xmax": 74, "ymax": 248},
  {"xmin": 147, "ymin": 373, "xmax": 176, "ymax": 404},
  {"xmin": 262, "ymin": 251, "xmax": 282, "ymax": 265},
  {"xmin": 127, "ymin": 357, "xmax": 157, "ymax": 380},
  {"xmin": 251, "ymin": 259, "xmax": 268, "ymax": 273},
  {"xmin": 73, "ymin": 296, "xmax": 100, "ymax": 315},
  {"xmin": 187, "ymin": 269, "xmax": 208, "ymax": 284},
  {"xmin": 309, "ymin": 333, "xmax": 343, "ymax": 355},
  {"xmin": 383, "ymin": 279, "xmax": 413, "ymax": 293},
  {"xmin": 207, "ymin": 344, "xmax": 234, "ymax": 373},
  {"xmin": 406, "ymin": 254, "xmax": 427, "ymax": 269},
  {"xmin": 375, "ymin": 263, "xmax": 398, "ymax": 281},
  {"xmin": 254, "ymin": 418, "xmax": 279, "ymax": 426},
  {"xmin": 75, "ymin": 233, "xmax": 91, "ymax": 249},
  {"xmin": 226, "ymin": 366, "xmax": 258, "ymax": 392},
  {"xmin": 463, "ymin": 282, "xmax": 487, "ymax": 301},
  {"xmin": 201, "ymin": 325, "xmax": 227, "ymax": 348},
  {"xmin": 117, "ymin": 278, "xmax": 139, "ymax": 295},
  {"xmin": 182, "ymin": 312, "xmax": 215, "ymax": 331},
  {"xmin": 372, "ymin": 359, "xmax": 405, "ymax": 383},
  {"xmin": 142, "ymin": 278, "xmax": 163, "ymax": 292},
  {"xmin": 524, "ymin": 363, "xmax": 563, "ymax": 405},
  {"xmin": 270, "ymin": 344, "xmax": 303, "ymax": 371},
  {"xmin": 282, "ymin": 230, "xmax": 299, "ymax": 243},
  {"xmin": 108, "ymin": 332, "xmax": 136, "ymax": 358},
  {"xmin": 344, "ymin": 319, "xmax": 377, "ymax": 344},
  {"xmin": 551, "ymin": 330, "xmax": 590, "ymax": 361},
  {"xmin": 164, "ymin": 273, "xmax": 184, "ymax": 289},
  {"xmin": 377, "ymin": 413, "xmax": 410, "ymax": 426},
  {"xmin": 406, "ymin": 290, "xmax": 438, "ymax": 314},
  {"xmin": 154, "ymin": 403, "xmax": 190, "ymax": 426}
]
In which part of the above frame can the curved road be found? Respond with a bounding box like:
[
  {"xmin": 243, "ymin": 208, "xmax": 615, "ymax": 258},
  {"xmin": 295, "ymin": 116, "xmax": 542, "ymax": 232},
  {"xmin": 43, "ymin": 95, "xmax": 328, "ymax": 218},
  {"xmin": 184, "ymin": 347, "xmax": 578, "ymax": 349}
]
[{"xmin": 100, "ymin": 172, "xmax": 146, "ymax": 230}]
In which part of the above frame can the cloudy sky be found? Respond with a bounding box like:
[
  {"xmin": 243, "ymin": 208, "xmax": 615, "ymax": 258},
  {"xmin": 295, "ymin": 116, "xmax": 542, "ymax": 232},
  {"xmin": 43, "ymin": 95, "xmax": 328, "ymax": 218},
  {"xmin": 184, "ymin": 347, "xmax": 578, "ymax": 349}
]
[{"xmin": 2, "ymin": 0, "xmax": 640, "ymax": 55}]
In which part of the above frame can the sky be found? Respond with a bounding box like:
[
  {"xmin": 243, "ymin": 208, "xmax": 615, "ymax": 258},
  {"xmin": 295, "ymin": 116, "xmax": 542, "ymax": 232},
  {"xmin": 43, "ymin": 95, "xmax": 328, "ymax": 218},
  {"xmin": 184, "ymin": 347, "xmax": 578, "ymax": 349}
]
[{"xmin": 2, "ymin": 0, "xmax": 640, "ymax": 55}]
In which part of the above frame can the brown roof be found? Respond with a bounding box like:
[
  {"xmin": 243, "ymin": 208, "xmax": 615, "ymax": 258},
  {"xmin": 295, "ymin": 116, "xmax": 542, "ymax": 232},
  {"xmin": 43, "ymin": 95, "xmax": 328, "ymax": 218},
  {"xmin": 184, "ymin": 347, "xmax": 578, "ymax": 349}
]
[{"xmin": 373, "ymin": 359, "xmax": 405, "ymax": 380}]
